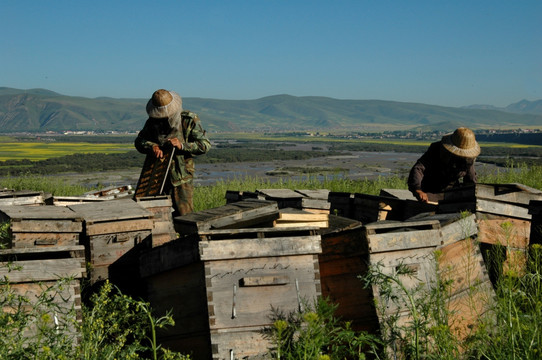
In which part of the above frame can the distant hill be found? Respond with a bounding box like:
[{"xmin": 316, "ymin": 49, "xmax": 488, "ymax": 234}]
[
  {"xmin": 1, "ymin": 87, "xmax": 541, "ymax": 133},
  {"xmin": 463, "ymin": 99, "xmax": 542, "ymax": 115}
]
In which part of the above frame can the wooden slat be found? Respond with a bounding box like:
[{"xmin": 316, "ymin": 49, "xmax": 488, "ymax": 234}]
[
  {"xmin": 477, "ymin": 216, "xmax": 530, "ymax": 248},
  {"xmin": 174, "ymin": 200, "xmax": 279, "ymax": 234},
  {"xmin": 278, "ymin": 208, "xmax": 329, "ymax": 221},
  {"xmin": 11, "ymin": 232, "xmax": 79, "ymax": 248},
  {"xmin": 85, "ymin": 218, "xmax": 153, "ymax": 235},
  {"xmin": 0, "ymin": 258, "xmax": 85, "ymax": 282},
  {"xmin": 68, "ymin": 198, "xmax": 152, "ymax": 223},
  {"xmin": 199, "ymin": 235, "xmax": 322, "ymax": 261}
]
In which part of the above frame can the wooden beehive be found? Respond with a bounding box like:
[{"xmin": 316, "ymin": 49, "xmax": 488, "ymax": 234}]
[
  {"xmin": 412, "ymin": 212, "xmax": 495, "ymax": 340},
  {"xmin": 255, "ymin": 188, "xmax": 304, "ymax": 209},
  {"xmin": 328, "ymin": 192, "xmax": 356, "ymax": 218},
  {"xmin": 0, "ymin": 205, "xmax": 83, "ymax": 249},
  {"xmin": 0, "ymin": 245, "xmax": 86, "ymax": 341},
  {"xmin": 174, "ymin": 199, "xmax": 280, "ymax": 235},
  {"xmin": 317, "ymin": 215, "xmax": 379, "ymax": 332},
  {"xmin": 135, "ymin": 195, "xmax": 177, "ymax": 247},
  {"xmin": 439, "ymin": 183, "xmax": 542, "ymax": 220},
  {"xmin": 295, "ymin": 189, "xmax": 330, "ymax": 214},
  {"xmin": 139, "ymin": 226, "xmax": 322, "ymax": 359},
  {"xmin": 68, "ymin": 199, "xmax": 153, "ymax": 285},
  {"xmin": 362, "ymin": 219, "xmax": 442, "ymax": 332},
  {"xmin": 0, "ymin": 189, "xmax": 45, "ymax": 206}
]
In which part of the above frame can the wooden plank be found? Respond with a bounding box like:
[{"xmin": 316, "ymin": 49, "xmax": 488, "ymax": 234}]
[
  {"xmin": 9, "ymin": 219, "xmax": 83, "ymax": 233},
  {"xmin": 444, "ymin": 183, "xmax": 542, "ymax": 205},
  {"xmin": 135, "ymin": 195, "xmax": 173, "ymax": 209},
  {"xmin": 210, "ymin": 329, "xmax": 271, "ymax": 360},
  {"xmin": 295, "ymin": 189, "xmax": 330, "ymax": 199},
  {"xmin": 85, "ymin": 218, "xmax": 153, "ymax": 235},
  {"xmin": 476, "ymin": 216, "xmax": 530, "ymax": 248},
  {"xmin": 256, "ymin": 188, "xmax": 304, "ymax": 199},
  {"xmin": 476, "ymin": 199, "xmax": 531, "ymax": 220},
  {"xmin": 278, "ymin": 208, "xmax": 329, "ymax": 221},
  {"xmin": 199, "ymin": 235, "xmax": 322, "ymax": 261},
  {"xmin": 274, "ymin": 221, "xmax": 328, "ymax": 229},
  {"xmin": 438, "ymin": 237, "xmax": 490, "ymax": 296},
  {"xmin": 173, "ymin": 199, "xmax": 279, "ymax": 234},
  {"xmin": 0, "ymin": 204, "xmax": 82, "ymax": 221},
  {"xmin": 11, "ymin": 232, "xmax": 79, "ymax": 248},
  {"xmin": 68, "ymin": 198, "xmax": 153, "ymax": 223},
  {"xmin": 0, "ymin": 258, "xmax": 85, "ymax": 282},
  {"xmin": 134, "ymin": 147, "xmax": 175, "ymax": 198},
  {"xmin": 0, "ymin": 245, "xmax": 85, "ymax": 256},
  {"xmin": 407, "ymin": 213, "xmax": 478, "ymax": 246}
]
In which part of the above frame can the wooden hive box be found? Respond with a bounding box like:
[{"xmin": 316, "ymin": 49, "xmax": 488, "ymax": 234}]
[
  {"xmin": 225, "ymin": 190, "xmax": 260, "ymax": 204},
  {"xmin": 529, "ymin": 200, "xmax": 542, "ymax": 245},
  {"xmin": 68, "ymin": 198, "xmax": 153, "ymax": 285},
  {"xmin": 317, "ymin": 215, "xmax": 380, "ymax": 332},
  {"xmin": 135, "ymin": 195, "xmax": 177, "ymax": 247},
  {"xmin": 174, "ymin": 199, "xmax": 280, "ymax": 236},
  {"xmin": 439, "ymin": 183, "xmax": 542, "ymax": 220},
  {"xmin": 0, "ymin": 245, "xmax": 86, "ymax": 342},
  {"xmin": 255, "ymin": 188, "xmax": 304, "ymax": 209},
  {"xmin": 139, "ymin": 226, "xmax": 322, "ymax": 359},
  {"xmin": 328, "ymin": 192, "xmax": 356, "ymax": 218},
  {"xmin": 362, "ymin": 219, "xmax": 442, "ymax": 333},
  {"xmin": 0, "ymin": 190, "xmax": 45, "ymax": 206},
  {"xmin": 354, "ymin": 193, "xmax": 437, "ymax": 223},
  {"xmin": 411, "ymin": 212, "xmax": 495, "ymax": 340},
  {"xmin": 295, "ymin": 189, "xmax": 331, "ymax": 214},
  {"xmin": 0, "ymin": 205, "xmax": 83, "ymax": 249}
]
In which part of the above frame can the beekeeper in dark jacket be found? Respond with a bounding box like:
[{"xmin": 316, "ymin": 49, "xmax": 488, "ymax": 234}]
[{"xmin": 408, "ymin": 127, "xmax": 480, "ymax": 203}]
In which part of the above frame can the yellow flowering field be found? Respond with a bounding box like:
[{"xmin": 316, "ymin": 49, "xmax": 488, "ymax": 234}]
[{"xmin": 0, "ymin": 142, "xmax": 134, "ymax": 161}]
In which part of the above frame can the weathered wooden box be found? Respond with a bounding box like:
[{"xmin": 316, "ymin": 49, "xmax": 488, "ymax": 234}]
[
  {"xmin": 0, "ymin": 205, "xmax": 83, "ymax": 249},
  {"xmin": 135, "ymin": 195, "xmax": 177, "ymax": 247},
  {"xmin": 0, "ymin": 245, "xmax": 86, "ymax": 341},
  {"xmin": 0, "ymin": 189, "xmax": 45, "ymax": 206},
  {"xmin": 174, "ymin": 199, "xmax": 280, "ymax": 235},
  {"xmin": 295, "ymin": 189, "xmax": 330, "ymax": 214},
  {"xmin": 413, "ymin": 212, "xmax": 495, "ymax": 339},
  {"xmin": 362, "ymin": 219, "xmax": 442, "ymax": 333},
  {"xmin": 317, "ymin": 215, "xmax": 379, "ymax": 332},
  {"xmin": 439, "ymin": 183, "xmax": 542, "ymax": 220},
  {"xmin": 139, "ymin": 226, "xmax": 322, "ymax": 359},
  {"xmin": 328, "ymin": 191, "xmax": 436, "ymax": 223},
  {"xmin": 68, "ymin": 199, "xmax": 153, "ymax": 284}
]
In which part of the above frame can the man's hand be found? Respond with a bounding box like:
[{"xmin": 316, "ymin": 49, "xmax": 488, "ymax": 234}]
[
  {"xmin": 415, "ymin": 189, "xmax": 429, "ymax": 203},
  {"xmin": 169, "ymin": 138, "xmax": 184, "ymax": 150},
  {"xmin": 152, "ymin": 144, "xmax": 163, "ymax": 159}
]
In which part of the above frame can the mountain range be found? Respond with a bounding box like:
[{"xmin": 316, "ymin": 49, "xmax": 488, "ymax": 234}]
[{"xmin": 1, "ymin": 87, "xmax": 541, "ymax": 133}]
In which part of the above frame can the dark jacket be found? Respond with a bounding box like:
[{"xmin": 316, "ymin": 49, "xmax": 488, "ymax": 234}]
[
  {"xmin": 408, "ymin": 141, "xmax": 477, "ymax": 194},
  {"xmin": 135, "ymin": 110, "xmax": 211, "ymax": 186}
]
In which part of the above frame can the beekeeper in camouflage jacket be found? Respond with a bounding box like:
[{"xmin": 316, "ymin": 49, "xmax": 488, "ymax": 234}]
[{"xmin": 135, "ymin": 89, "xmax": 211, "ymax": 216}]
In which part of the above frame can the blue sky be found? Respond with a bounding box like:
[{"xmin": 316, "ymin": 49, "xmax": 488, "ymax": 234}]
[{"xmin": 1, "ymin": 1, "xmax": 541, "ymax": 107}]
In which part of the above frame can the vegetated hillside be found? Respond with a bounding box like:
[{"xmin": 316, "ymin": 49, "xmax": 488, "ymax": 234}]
[
  {"xmin": 463, "ymin": 99, "xmax": 542, "ymax": 115},
  {"xmin": 1, "ymin": 87, "xmax": 542, "ymax": 133}
]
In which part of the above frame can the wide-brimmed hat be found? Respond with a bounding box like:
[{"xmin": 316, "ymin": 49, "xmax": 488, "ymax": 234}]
[
  {"xmin": 441, "ymin": 127, "xmax": 481, "ymax": 158},
  {"xmin": 146, "ymin": 89, "xmax": 182, "ymax": 118}
]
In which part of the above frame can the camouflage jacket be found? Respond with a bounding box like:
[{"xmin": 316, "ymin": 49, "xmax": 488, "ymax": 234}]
[{"xmin": 134, "ymin": 110, "xmax": 211, "ymax": 186}]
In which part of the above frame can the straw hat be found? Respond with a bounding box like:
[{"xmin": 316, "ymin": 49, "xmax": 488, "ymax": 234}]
[
  {"xmin": 441, "ymin": 127, "xmax": 481, "ymax": 158},
  {"xmin": 146, "ymin": 89, "xmax": 182, "ymax": 118}
]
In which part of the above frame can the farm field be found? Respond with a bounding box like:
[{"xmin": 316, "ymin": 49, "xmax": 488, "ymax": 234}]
[{"xmin": 0, "ymin": 141, "xmax": 133, "ymax": 161}]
